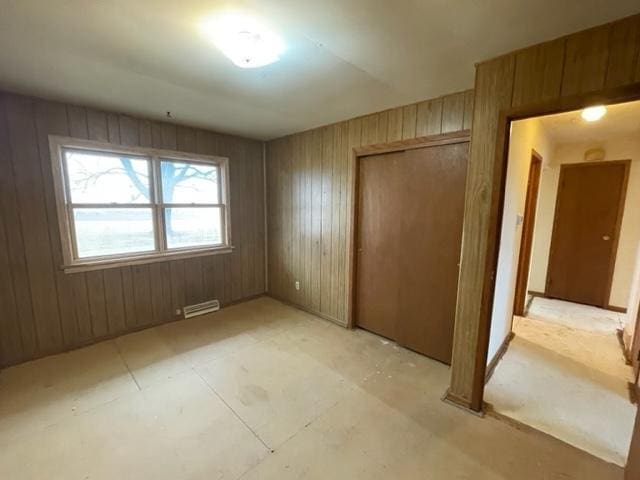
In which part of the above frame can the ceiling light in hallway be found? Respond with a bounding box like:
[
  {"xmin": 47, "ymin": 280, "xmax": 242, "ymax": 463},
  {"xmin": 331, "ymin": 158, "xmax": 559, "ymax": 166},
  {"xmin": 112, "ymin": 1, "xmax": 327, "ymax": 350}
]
[{"xmin": 581, "ymin": 105, "xmax": 607, "ymax": 122}]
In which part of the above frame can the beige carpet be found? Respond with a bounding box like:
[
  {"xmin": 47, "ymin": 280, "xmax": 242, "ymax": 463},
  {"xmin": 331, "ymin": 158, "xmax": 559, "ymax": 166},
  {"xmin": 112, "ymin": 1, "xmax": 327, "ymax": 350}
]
[{"xmin": 486, "ymin": 298, "xmax": 635, "ymax": 466}]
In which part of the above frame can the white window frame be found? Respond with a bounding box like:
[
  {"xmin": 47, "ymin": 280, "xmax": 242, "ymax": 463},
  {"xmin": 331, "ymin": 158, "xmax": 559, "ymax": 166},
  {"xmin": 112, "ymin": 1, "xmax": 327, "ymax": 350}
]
[{"xmin": 49, "ymin": 135, "xmax": 232, "ymax": 273}]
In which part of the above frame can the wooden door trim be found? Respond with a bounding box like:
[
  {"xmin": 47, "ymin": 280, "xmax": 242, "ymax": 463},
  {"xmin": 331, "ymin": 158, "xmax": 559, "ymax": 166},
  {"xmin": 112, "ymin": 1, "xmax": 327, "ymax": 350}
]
[
  {"xmin": 513, "ymin": 151, "xmax": 542, "ymax": 317},
  {"xmin": 544, "ymin": 159, "xmax": 630, "ymax": 308},
  {"xmin": 633, "ymin": 303, "xmax": 640, "ymax": 382},
  {"xmin": 347, "ymin": 130, "xmax": 471, "ymax": 329},
  {"xmin": 462, "ymin": 81, "xmax": 640, "ymax": 413}
]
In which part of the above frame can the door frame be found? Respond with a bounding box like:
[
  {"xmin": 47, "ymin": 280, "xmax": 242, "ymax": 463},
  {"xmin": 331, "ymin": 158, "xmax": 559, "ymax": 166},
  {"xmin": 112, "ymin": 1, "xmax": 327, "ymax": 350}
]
[
  {"xmin": 346, "ymin": 130, "xmax": 471, "ymax": 329},
  {"xmin": 544, "ymin": 159, "xmax": 630, "ymax": 308},
  {"xmin": 462, "ymin": 81, "xmax": 640, "ymax": 413},
  {"xmin": 513, "ymin": 150, "xmax": 543, "ymax": 317},
  {"xmin": 632, "ymin": 297, "xmax": 640, "ymax": 383}
]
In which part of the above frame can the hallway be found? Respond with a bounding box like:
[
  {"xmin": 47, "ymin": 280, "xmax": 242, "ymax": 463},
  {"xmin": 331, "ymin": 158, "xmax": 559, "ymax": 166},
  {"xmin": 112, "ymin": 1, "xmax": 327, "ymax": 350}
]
[{"xmin": 485, "ymin": 297, "xmax": 636, "ymax": 466}]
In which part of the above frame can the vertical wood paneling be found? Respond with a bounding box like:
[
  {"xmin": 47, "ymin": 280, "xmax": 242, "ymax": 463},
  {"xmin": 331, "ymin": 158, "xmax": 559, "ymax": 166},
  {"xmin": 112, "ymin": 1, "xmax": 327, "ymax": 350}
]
[
  {"xmin": 329, "ymin": 122, "xmax": 346, "ymax": 319},
  {"xmin": 0, "ymin": 95, "xmax": 25, "ymax": 364},
  {"xmin": 375, "ymin": 111, "xmax": 389, "ymax": 144},
  {"xmin": 450, "ymin": 13, "xmax": 640, "ymax": 409},
  {"xmin": 561, "ymin": 25, "xmax": 610, "ymax": 96},
  {"xmin": 0, "ymin": 91, "xmax": 266, "ymax": 367},
  {"xmin": 386, "ymin": 107, "xmax": 403, "ymax": 142},
  {"xmin": 451, "ymin": 56, "xmax": 515, "ymax": 404},
  {"xmin": 441, "ymin": 93, "xmax": 466, "ymax": 133},
  {"xmin": 463, "ymin": 90, "xmax": 475, "ymax": 131},
  {"xmin": 0, "ymin": 209, "xmax": 21, "ymax": 364},
  {"xmin": 242, "ymin": 140, "xmax": 257, "ymax": 298},
  {"xmin": 289, "ymin": 134, "xmax": 301, "ymax": 305},
  {"xmin": 605, "ymin": 16, "xmax": 640, "ymax": 88},
  {"xmin": 253, "ymin": 141, "xmax": 266, "ymax": 296},
  {"xmin": 342, "ymin": 117, "xmax": 363, "ymax": 321},
  {"xmin": 302, "ymin": 131, "xmax": 313, "ymax": 307},
  {"xmin": 33, "ymin": 101, "xmax": 80, "ymax": 344},
  {"xmin": 416, "ymin": 98, "xmax": 443, "ymax": 137},
  {"xmin": 231, "ymin": 139, "xmax": 245, "ymax": 302},
  {"xmin": 310, "ymin": 129, "xmax": 323, "ymax": 311},
  {"xmin": 401, "ymin": 104, "xmax": 417, "ymax": 139},
  {"xmin": 362, "ymin": 114, "xmax": 379, "ymax": 145},
  {"xmin": 512, "ymin": 39, "xmax": 565, "ymax": 107},
  {"xmin": 5, "ymin": 95, "xmax": 63, "ymax": 353},
  {"xmin": 102, "ymin": 268, "xmax": 127, "ymax": 333},
  {"xmin": 266, "ymin": 90, "xmax": 474, "ymax": 325},
  {"xmin": 320, "ymin": 126, "xmax": 334, "ymax": 313}
]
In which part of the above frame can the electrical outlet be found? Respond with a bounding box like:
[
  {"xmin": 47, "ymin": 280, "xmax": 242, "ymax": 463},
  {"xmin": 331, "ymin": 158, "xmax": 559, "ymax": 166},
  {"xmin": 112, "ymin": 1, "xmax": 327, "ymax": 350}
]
[
  {"xmin": 295, "ymin": 281, "xmax": 300, "ymax": 291},
  {"xmin": 175, "ymin": 309, "xmax": 182, "ymax": 316}
]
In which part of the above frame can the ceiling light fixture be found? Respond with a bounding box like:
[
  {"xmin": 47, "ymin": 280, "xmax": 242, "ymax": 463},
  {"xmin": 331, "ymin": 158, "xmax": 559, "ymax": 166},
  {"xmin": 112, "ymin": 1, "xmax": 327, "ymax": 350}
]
[
  {"xmin": 581, "ymin": 105, "xmax": 607, "ymax": 122},
  {"xmin": 200, "ymin": 13, "xmax": 285, "ymax": 69}
]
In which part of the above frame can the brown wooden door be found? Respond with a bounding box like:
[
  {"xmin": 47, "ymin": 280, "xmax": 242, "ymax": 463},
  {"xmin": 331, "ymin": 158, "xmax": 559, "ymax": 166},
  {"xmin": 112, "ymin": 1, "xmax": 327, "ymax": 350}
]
[
  {"xmin": 355, "ymin": 151, "xmax": 404, "ymax": 341},
  {"xmin": 514, "ymin": 153, "xmax": 542, "ymax": 316},
  {"xmin": 355, "ymin": 141, "xmax": 468, "ymax": 364},
  {"xmin": 546, "ymin": 161, "xmax": 629, "ymax": 308}
]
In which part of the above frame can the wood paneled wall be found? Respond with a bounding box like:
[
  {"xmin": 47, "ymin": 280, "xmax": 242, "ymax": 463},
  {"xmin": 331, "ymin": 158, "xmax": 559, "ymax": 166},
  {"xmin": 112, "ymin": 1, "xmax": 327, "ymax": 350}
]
[
  {"xmin": 266, "ymin": 90, "xmax": 474, "ymax": 325},
  {"xmin": 449, "ymin": 14, "xmax": 640, "ymax": 409},
  {"xmin": 0, "ymin": 91, "xmax": 266, "ymax": 367}
]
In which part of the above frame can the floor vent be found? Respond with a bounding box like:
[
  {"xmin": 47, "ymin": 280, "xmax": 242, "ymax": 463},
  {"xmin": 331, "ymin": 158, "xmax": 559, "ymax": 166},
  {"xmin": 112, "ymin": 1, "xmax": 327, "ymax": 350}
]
[{"xmin": 183, "ymin": 300, "xmax": 220, "ymax": 319}]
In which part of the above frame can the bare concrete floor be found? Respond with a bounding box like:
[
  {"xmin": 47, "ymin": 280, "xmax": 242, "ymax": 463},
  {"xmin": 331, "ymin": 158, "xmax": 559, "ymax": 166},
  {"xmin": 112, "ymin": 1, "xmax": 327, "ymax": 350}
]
[
  {"xmin": 486, "ymin": 298, "xmax": 635, "ymax": 467},
  {"xmin": 0, "ymin": 297, "xmax": 622, "ymax": 479}
]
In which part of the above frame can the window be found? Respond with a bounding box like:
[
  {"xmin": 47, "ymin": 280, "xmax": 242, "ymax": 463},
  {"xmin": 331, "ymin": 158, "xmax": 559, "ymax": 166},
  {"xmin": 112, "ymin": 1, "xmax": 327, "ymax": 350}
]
[{"xmin": 49, "ymin": 136, "xmax": 231, "ymax": 272}]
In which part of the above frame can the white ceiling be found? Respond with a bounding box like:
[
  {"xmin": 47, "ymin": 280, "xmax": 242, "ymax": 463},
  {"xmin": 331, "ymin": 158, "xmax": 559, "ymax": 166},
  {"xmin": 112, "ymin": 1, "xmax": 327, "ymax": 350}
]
[
  {"xmin": 539, "ymin": 101, "xmax": 640, "ymax": 144},
  {"xmin": 1, "ymin": 1, "xmax": 638, "ymax": 140}
]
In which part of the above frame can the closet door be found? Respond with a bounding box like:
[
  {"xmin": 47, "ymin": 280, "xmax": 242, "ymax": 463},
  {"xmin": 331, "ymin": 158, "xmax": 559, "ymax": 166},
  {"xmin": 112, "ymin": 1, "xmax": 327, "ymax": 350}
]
[
  {"xmin": 355, "ymin": 150, "xmax": 404, "ymax": 341},
  {"xmin": 394, "ymin": 143, "xmax": 468, "ymax": 364},
  {"xmin": 355, "ymin": 141, "xmax": 468, "ymax": 364}
]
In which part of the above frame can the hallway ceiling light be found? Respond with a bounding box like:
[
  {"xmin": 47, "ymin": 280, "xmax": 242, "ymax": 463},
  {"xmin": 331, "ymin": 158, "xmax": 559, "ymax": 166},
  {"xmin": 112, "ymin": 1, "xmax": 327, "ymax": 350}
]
[
  {"xmin": 200, "ymin": 13, "xmax": 285, "ymax": 69},
  {"xmin": 581, "ymin": 105, "xmax": 607, "ymax": 122}
]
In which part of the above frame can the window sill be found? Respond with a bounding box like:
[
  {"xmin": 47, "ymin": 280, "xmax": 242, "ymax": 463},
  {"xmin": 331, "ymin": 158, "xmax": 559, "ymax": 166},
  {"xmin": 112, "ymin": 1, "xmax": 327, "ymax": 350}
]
[{"xmin": 61, "ymin": 246, "xmax": 234, "ymax": 274}]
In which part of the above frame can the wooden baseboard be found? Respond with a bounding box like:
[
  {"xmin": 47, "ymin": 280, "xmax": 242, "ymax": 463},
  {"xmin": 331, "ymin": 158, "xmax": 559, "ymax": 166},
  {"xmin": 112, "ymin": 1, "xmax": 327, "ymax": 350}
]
[
  {"xmin": 526, "ymin": 291, "xmax": 627, "ymax": 314},
  {"xmin": 485, "ymin": 332, "xmax": 515, "ymax": 383},
  {"xmin": 606, "ymin": 304, "xmax": 627, "ymax": 314}
]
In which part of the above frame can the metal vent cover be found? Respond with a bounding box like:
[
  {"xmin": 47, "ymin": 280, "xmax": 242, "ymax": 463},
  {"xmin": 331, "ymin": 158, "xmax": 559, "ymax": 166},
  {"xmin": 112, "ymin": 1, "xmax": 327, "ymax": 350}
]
[{"xmin": 183, "ymin": 299, "xmax": 220, "ymax": 319}]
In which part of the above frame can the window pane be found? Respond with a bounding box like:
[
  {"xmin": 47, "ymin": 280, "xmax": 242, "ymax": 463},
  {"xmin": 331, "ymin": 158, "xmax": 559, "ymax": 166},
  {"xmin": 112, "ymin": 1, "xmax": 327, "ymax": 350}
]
[
  {"xmin": 161, "ymin": 160, "xmax": 219, "ymax": 204},
  {"xmin": 165, "ymin": 207, "xmax": 222, "ymax": 249},
  {"xmin": 65, "ymin": 150, "xmax": 150, "ymax": 204},
  {"xmin": 73, "ymin": 208, "xmax": 155, "ymax": 258}
]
